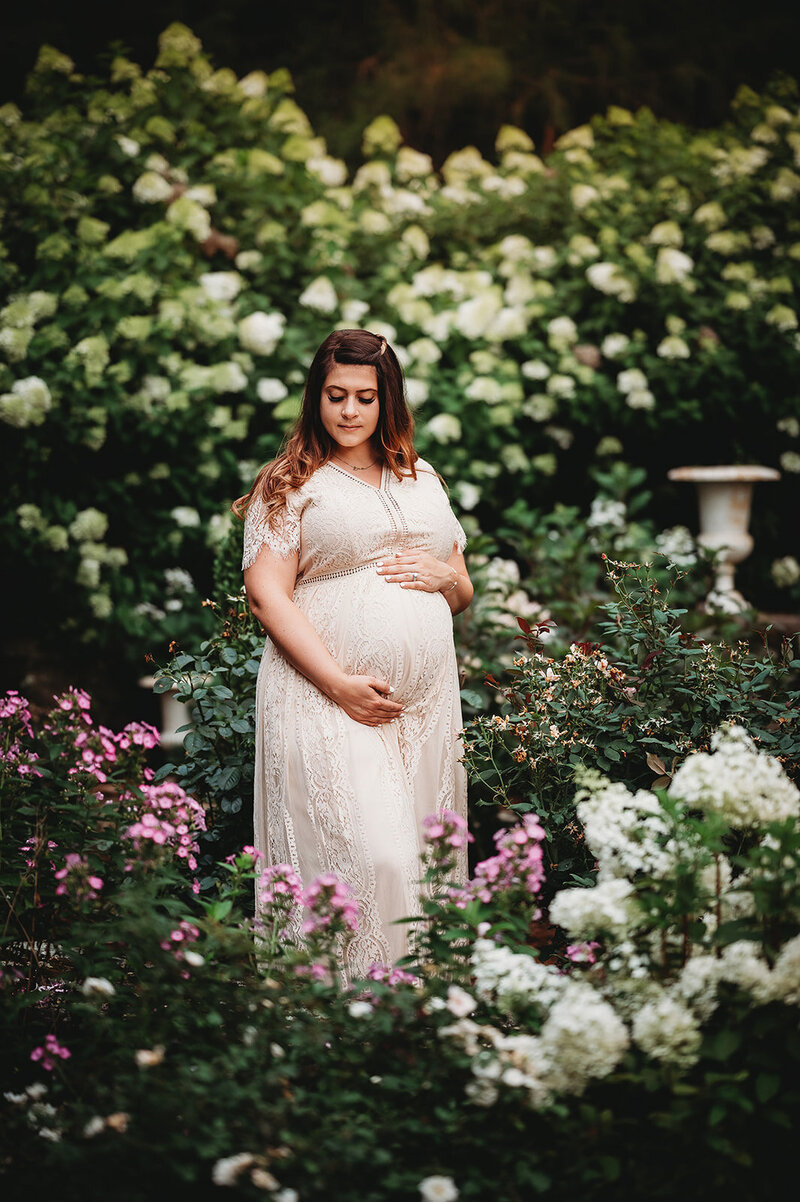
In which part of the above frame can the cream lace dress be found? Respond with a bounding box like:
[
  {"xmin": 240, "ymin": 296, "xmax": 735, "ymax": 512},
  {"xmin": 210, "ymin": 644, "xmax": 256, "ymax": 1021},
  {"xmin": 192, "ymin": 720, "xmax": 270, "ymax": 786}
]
[{"xmin": 242, "ymin": 457, "xmax": 468, "ymax": 977}]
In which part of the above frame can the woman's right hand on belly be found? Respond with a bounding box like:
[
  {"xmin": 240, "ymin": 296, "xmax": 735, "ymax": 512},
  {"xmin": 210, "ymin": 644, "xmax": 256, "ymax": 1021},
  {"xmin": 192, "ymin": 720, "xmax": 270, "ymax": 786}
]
[{"xmin": 331, "ymin": 675, "xmax": 404, "ymax": 727}]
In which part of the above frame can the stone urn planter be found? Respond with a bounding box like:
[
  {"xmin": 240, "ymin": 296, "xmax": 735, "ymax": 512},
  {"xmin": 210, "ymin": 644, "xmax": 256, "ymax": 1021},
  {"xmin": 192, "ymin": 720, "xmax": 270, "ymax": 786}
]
[
  {"xmin": 138, "ymin": 674, "xmax": 191, "ymax": 750},
  {"xmin": 667, "ymin": 465, "xmax": 780, "ymax": 612}
]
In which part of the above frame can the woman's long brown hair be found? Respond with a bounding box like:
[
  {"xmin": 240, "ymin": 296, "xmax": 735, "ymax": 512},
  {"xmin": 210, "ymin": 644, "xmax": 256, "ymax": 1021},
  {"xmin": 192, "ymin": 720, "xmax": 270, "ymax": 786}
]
[{"xmin": 233, "ymin": 328, "xmax": 418, "ymax": 523}]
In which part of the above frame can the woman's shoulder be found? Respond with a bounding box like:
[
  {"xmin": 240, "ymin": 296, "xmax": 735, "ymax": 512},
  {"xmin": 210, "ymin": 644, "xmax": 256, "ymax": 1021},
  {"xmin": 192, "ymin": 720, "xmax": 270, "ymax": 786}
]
[{"xmin": 410, "ymin": 454, "xmax": 441, "ymax": 478}]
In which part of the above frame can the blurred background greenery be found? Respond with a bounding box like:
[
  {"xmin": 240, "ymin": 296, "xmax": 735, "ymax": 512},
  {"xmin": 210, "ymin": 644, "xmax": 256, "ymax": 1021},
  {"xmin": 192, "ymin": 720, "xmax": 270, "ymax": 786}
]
[{"xmin": 3, "ymin": 0, "xmax": 799, "ymax": 165}]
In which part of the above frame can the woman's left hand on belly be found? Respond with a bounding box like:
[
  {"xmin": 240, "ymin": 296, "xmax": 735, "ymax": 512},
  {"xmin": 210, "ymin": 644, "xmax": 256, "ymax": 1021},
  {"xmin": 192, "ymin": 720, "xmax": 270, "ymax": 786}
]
[{"xmin": 376, "ymin": 548, "xmax": 457, "ymax": 593}]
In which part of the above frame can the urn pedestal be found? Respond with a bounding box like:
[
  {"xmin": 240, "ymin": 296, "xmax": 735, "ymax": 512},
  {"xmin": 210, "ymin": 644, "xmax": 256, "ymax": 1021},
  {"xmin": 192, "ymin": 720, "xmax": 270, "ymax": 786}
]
[
  {"xmin": 138, "ymin": 675, "xmax": 190, "ymax": 750},
  {"xmin": 667, "ymin": 465, "xmax": 780, "ymax": 612}
]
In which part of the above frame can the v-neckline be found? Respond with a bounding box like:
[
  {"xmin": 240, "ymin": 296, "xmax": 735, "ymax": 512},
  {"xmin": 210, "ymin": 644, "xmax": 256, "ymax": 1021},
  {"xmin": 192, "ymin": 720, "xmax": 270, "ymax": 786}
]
[{"xmin": 326, "ymin": 460, "xmax": 387, "ymax": 493}]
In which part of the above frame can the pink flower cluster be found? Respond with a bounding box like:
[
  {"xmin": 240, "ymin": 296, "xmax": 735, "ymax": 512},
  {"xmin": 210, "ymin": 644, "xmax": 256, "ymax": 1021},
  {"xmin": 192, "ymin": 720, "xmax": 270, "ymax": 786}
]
[
  {"xmin": 225, "ymin": 844, "xmax": 265, "ymax": 867},
  {"xmin": 160, "ymin": 919, "xmax": 200, "ymax": 962},
  {"xmin": 0, "ymin": 690, "xmax": 41, "ymax": 777},
  {"xmin": 54, "ymin": 853, "xmax": 104, "ymax": 902},
  {"xmin": 301, "ymin": 873, "xmax": 360, "ymax": 936},
  {"xmin": 422, "ymin": 809, "xmax": 474, "ymax": 871},
  {"xmin": 565, "ymin": 941, "xmax": 601, "ymax": 965},
  {"xmin": 258, "ymin": 862, "xmax": 304, "ymax": 909},
  {"xmin": 124, "ymin": 781, "xmax": 206, "ymax": 872},
  {"xmin": 449, "ymin": 814, "xmax": 546, "ymax": 909},
  {"xmin": 31, "ymin": 1033, "xmax": 71, "ymax": 1071},
  {"xmin": 365, "ymin": 962, "xmax": 420, "ymax": 987}
]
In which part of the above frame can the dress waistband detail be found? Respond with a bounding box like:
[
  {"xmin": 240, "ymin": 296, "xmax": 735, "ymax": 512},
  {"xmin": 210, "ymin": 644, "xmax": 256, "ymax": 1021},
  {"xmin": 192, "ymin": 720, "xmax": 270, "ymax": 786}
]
[{"xmin": 295, "ymin": 560, "xmax": 379, "ymax": 587}]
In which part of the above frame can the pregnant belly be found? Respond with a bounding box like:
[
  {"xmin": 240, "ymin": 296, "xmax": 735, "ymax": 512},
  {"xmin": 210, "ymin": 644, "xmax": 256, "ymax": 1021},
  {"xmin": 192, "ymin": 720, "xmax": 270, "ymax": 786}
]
[{"xmin": 297, "ymin": 571, "xmax": 455, "ymax": 707}]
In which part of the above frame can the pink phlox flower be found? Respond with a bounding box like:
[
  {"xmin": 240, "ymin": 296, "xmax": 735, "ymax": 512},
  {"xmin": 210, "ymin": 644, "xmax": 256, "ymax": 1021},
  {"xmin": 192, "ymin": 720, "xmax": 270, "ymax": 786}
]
[
  {"xmin": 365, "ymin": 962, "xmax": 420, "ymax": 987},
  {"xmin": 30, "ymin": 1033, "xmax": 71, "ymax": 1070},
  {"xmin": 121, "ymin": 721, "xmax": 160, "ymax": 750},
  {"xmin": 565, "ymin": 941, "xmax": 601, "ymax": 965},
  {"xmin": 302, "ymin": 873, "xmax": 360, "ymax": 935}
]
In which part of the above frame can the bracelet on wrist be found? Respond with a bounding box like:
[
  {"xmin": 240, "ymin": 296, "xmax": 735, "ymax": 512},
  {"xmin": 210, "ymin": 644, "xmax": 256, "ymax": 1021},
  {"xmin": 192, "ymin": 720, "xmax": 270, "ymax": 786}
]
[{"xmin": 443, "ymin": 571, "xmax": 459, "ymax": 595}]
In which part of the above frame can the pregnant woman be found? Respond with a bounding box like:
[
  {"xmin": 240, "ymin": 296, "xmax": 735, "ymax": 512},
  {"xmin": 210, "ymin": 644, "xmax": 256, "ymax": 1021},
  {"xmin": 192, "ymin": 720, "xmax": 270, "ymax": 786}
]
[{"xmin": 238, "ymin": 328, "xmax": 472, "ymax": 978}]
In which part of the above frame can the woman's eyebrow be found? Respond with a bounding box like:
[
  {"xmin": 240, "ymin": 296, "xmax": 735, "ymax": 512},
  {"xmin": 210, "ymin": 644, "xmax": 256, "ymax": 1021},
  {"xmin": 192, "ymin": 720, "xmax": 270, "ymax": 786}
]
[{"xmin": 326, "ymin": 385, "xmax": 377, "ymax": 393}]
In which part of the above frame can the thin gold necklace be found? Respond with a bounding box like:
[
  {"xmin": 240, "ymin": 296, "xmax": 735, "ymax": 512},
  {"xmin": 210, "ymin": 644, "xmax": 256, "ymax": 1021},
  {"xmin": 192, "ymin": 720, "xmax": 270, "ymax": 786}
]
[{"xmin": 332, "ymin": 453, "xmax": 379, "ymax": 472}]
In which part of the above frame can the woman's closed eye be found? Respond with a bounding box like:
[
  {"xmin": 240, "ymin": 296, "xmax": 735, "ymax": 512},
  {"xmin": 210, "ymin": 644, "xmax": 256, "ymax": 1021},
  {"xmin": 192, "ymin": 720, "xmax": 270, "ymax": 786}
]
[{"xmin": 329, "ymin": 394, "xmax": 376, "ymax": 404}]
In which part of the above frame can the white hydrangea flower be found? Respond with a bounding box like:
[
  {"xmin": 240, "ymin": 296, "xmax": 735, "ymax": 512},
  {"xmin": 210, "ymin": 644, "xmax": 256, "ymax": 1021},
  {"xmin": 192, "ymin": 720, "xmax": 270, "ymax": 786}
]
[
  {"xmin": 299, "ymin": 276, "xmax": 338, "ymax": 313},
  {"xmin": 81, "ymin": 977, "xmax": 116, "ymax": 998},
  {"xmin": 673, "ymin": 955, "xmax": 720, "ymax": 1022},
  {"xmin": 425, "ymin": 413, "xmax": 461, "ymax": 443},
  {"xmin": 600, "ymin": 333, "xmax": 630, "ymax": 359},
  {"xmin": 337, "ymin": 298, "xmax": 368, "ymax": 325},
  {"xmin": 418, "ymin": 1175, "xmax": 459, "ymax": 1202},
  {"xmin": 464, "ymin": 376, "xmax": 504, "ymax": 404},
  {"xmin": 718, "ymin": 941, "xmax": 773, "ymax": 1004},
  {"xmin": 453, "ymin": 481, "xmax": 480, "ymax": 511},
  {"xmin": 771, "ymin": 555, "xmax": 800, "ymax": 588},
  {"xmin": 166, "ymin": 196, "xmax": 211, "ymax": 242},
  {"xmin": 407, "ymin": 337, "xmax": 441, "ymax": 366},
  {"xmin": 669, "ymin": 725, "xmax": 800, "ymax": 827},
  {"xmin": 171, "ymin": 506, "xmax": 201, "ymax": 528},
  {"xmin": 692, "ymin": 201, "xmax": 727, "ymax": 230},
  {"xmin": 405, "ymin": 378, "xmax": 429, "ymax": 408},
  {"xmin": 0, "ymin": 376, "xmax": 53, "ymax": 428},
  {"xmin": 306, "ymin": 155, "xmax": 348, "ymax": 187},
  {"xmin": 132, "ymin": 171, "xmax": 173, "ymax": 204},
  {"xmin": 576, "ymin": 779, "xmax": 676, "ymax": 879},
  {"xmin": 545, "ymin": 373, "xmax": 576, "ymax": 399},
  {"xmin": 586, "ymin": 497, "xmax": 626, "ymax": 531},
  {"xmin": 558, "ymin": 124, "xmax": 595, "ymax": 150},
  {"xmin": 446, "ymin": 986, "xmax": 477, "ymax": 1018},
  {"xmin": 648, "ymin": 220, "xmax": 683, "ymax": 247},
  {"xmin": 770, "ymin": 934, "xmax": 800, "ymax": 1005},
  {"xmin": 212, "ymin": 1153, "xmax": 256, "ymax": 1187},
  {"xmin": 539, "ymin": 981, "xmax": 629, "ymax": 1094},
  {"xmin": 238, "ymin": 311, "xmax": 286, "ymax": 355},
  {"xmin": 115, "ymin": 134, "xmax": 140, "ymax": 157},
  {"xmin": 571, "ymin": 183, "xmax": 600, "ymax": 210},
  {"xmin": 69, "ymin": 508, "xmax": 108, "ymax": 542},
  {"xmin": 521, "ymin": 359, "xmax": 550, "ymax": 381},
  {"xmin": 655, "ymin": 525, "xmax": 697, "ymax": 567},
  {"xmin": 656, "ymin": 335, "xmax": 690, "ymax": 359},
  {"xmin": 771, "ymin": 168, "xmax": 800, "ymax": 201},
  {"xmin": 401, "ymin": 224, "xmax": 430, "ymax": 260},
  {"xmin": 472, "ymin": 939, "xmax": 568, "ymax": 1012},
  {"xmin": 395, "ymin": 146, "xmax": 434, "ymax": 180},
  {"xmin": 765, "ymin": 305, "xmax": 798, "ymax": 333},
  {"xmin": 616, "ymin": 368, "xmax": 648, "ymax": 394},
  {"xmin": 453, "ymin": 290, "xmax": 504, "ymax": 339},
  {"xmin": 549, "ymin": 878, "xmax": 641, "ymax": 938},
  {"xmin": 780, "ymin": 451, "xmax": 800, "ymax": 473},
  {"xmin": 256, "ymin": 378, "xmax": 289, "ymax": 403},
  {"xmin": 547, "ymin": 315, "xmax": 578, "ymax": 349},
  {"xmin": 586, "ymin": 262, "xmax": 636, "ymax": 302},
  {"xmin": 632, "ymin": 992, "xmax": 702, "ymax": 1068},
  {"xmin": 655, "ymin": 247, "xmax": 694, "ymax": 285},
  {"xmin": 199, "ymin": 272, "xmax": 243, "ymax": 303}
]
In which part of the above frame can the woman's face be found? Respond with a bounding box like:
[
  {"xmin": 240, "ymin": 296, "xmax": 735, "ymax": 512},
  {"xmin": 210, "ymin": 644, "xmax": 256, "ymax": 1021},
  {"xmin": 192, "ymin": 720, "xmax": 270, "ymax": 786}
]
[{"xmin": 320, "ymin": 363, "xmax": 380, "ymax": 457}]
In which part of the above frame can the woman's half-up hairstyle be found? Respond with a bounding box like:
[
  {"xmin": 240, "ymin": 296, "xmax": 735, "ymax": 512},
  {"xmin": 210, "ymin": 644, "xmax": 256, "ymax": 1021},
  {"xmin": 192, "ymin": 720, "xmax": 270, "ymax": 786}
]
[{"xmin": 233, "ymin": 329, "xmax": 417, "ymax": 521}]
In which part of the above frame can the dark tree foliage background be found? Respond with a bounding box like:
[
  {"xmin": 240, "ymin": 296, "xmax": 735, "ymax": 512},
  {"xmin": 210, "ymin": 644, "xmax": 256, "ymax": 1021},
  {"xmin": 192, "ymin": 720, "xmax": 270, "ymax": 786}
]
[{"xmin": 3, "ymin": 0, "xmax": 800, "ymax": 162}]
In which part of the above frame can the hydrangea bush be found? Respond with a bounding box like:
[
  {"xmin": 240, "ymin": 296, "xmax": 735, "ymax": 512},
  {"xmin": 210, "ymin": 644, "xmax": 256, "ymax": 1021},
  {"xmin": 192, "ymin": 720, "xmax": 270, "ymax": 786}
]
[
  {"xmin": 2, "ymin": 26, "xmax": 798, "ymax": 671},
  {"xmin": 462, "ymin": 557, "xmax": 800, "ymax": 882}
]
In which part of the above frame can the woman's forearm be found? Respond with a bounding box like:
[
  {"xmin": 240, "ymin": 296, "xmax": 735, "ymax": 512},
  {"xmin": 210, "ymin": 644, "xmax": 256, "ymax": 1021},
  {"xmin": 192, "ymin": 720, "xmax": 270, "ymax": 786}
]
[
  {"xmin": 249, "ymin": 590, "xmax": 349, "ymax": 702},
  {"xmin": 442, "ymin": 571, "xmax": 473, "ymax": 616}
]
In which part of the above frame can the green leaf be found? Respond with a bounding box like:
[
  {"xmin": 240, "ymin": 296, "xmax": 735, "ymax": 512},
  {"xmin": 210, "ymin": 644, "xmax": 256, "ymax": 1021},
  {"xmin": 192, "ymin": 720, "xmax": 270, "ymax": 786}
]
[{"xmin": 755, "ymin": 1073, "xmax": 780, "ymax": 1103}]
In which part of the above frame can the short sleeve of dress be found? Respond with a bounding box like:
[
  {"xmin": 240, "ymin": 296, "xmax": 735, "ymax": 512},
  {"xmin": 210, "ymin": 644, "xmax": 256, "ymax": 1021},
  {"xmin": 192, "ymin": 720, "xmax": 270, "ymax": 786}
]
[
  {"xmin": 451, "ymin": 511, "xmax": 468, "ymax": 554},
  {"xmin": 414, "ymin": 456, "xmax": 468, "ymax": 555},
  {"xmin": 241, "ymin": 491, "xmax": 302, "ymax": 570}
]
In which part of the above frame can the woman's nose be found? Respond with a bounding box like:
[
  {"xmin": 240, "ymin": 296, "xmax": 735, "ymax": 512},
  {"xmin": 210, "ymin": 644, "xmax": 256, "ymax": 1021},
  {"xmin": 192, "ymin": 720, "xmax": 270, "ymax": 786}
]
[{"xmin": 342, "ymin": 396, "xmax": 359, "ymax": 416}]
